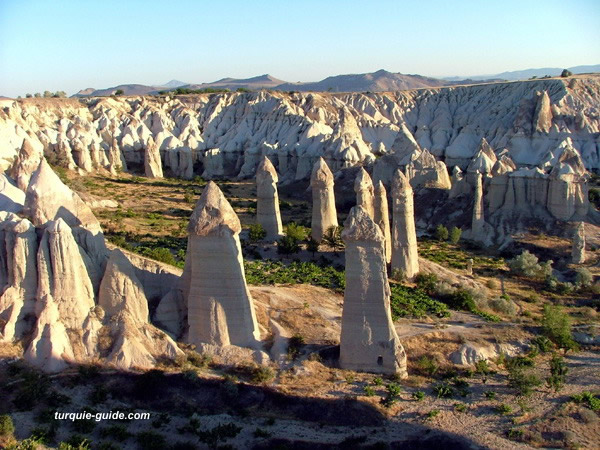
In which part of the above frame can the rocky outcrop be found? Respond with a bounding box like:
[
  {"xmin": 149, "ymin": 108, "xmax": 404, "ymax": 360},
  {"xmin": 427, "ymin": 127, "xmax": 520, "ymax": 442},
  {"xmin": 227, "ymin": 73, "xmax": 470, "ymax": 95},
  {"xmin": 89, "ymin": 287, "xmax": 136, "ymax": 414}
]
[
  {"xmin": 572, "ymin": 222, "xmax": 586, "ymax": 264},
  {"xmin": 2, "ymin": 77, "xmax": 598, "ymax": 185},
  {"xmin": 374, "ymin": 181, "xmax": 392, "ymax": 264},
  {"xmin": 405, "ymin": 149, "xmax": 451, "ymax": 190},
  {"xmin": 143, "ymin": 138, "xmax": 163, "ymax": 178},
  {"xmin": 98, "ymin": 249, "xmax": 182, "ymax": 369},
  {"xmin": 8, "ymin": 138, "xmax": 43, "ymax": 191},
  {"xmin": 0, "ymin": 173, "xmax": 25, "ymax": 213},
  {"xmin": 310, "ymin": 158, "xmax": 338, "ymax": 242},
  {"xmin": 0, "ymin": 218, "xmax": 37, "ymax": 341},
  {"xmin": 391, "ymin": 169, "xmax": 419, "ymax": 278},
  {"xmin": 471, "ymin": 171, "xmax": 485, "ymax": 241},
  {"xmin": 354, "ymin": 167, "xmax": 375, "ymax": 218},
  {"xmin": 186, "ymin": 181, "xmax": 260, "ymax": 348},
  {"xmin": 339, "ymin": 206, "xmax": 407, "ymax": 376},
  {"xmin": 449, "ymin": 166, "xmax": 470, "ymax": 198},
  {"xmin": 256, "ymin": 156, "xmax": 283, "ymax": 240}
]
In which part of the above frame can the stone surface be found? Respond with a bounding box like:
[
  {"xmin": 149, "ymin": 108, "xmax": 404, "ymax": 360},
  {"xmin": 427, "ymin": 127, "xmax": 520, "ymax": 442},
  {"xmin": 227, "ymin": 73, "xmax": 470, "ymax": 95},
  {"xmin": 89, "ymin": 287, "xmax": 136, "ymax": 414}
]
[
  {"xmin": 471, "ymin": 171, "xmax": 485, "ymax": 241},
  {"xmin": 391, "ymin": 169, "xmax": 419, "ymax": 278},
  {"xmin": 0, "ymin": 173, "xmax": 25, "ymax": 213},
  {"xmin": 354, "ymin": 167, "xmax": 375, "ymax": 218},
  {"xmin": 450, "ymin": 342, "xmax": 521, "ymax": 366},
  {"xmin": 186, "ymin": 182, "xmax": 260, "ymax": 348},
  {"xmin": 310, "ymin": 158, "xmax": 338, "ymax": 242},
  {"xmin": 256, "ymin": 156, "xmax": 283, "ymax": 240},
  {"xmin": 374, "ymin": 181, "xmax": 392, "ymax": 264},
  {"xmin": 8, "ymin": 138, "xmax": 43, "ymax": 191},
  {"xmin": 339, "ymin": 206, "xmax": 407, "ymax": 376},
  {"xmin": 144, "ymin": 138, "xmax": 163, "ymax": 178},
  {"xmin": 571, "ymin": 222, "xmax": 586, "ymax": 264}
]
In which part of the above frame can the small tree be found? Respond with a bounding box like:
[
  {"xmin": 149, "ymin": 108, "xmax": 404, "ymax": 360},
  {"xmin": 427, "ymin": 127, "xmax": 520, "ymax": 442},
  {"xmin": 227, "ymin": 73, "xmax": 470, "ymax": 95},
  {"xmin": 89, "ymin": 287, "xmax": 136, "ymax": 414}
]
[
  {"xmin": 508, "ymin": 250, "xmax": 552, "ymax": 279},
  {"xmin": 248, "ymin": 223, "xmax": 266, "ymax": 243},
  {"xmin": 321, "ymin": 225, "xmax": 344, "ymax": 252},
  {"xmin": 115, "ymin": 89, "xmax": 124, "ymax": 96},
  {"xmin": 277, "ymin": 235, "xmax": 300, "ymax": 255},
  {"xmin": 0, "ymin": 414, "xmax": 15, "ymax": 436},
  {"xmin": 306, "ymin": 238, "xmax": 320, "ymax": 258},
  {"xmin": 575, "ymin": 268, "xmax": 593, "ymax": 287},
  {"xmin": 542, "ymin": 305, "xmax": 578, "ymax": 353},
  {"xmin": 43, "ymin": 90, "xmax": 53, "ymax": 98},
  {"xmin": 34, "ymin": 92, "xmax": 41, "ymax": 98},
  {"xmin": 435, "ymin": 224, "xmax": 448, "ymax": 241},
  {"xmin": 284, "ymin": 222, "xmax": 308, "ymax": 242},
  {"xmin": 546, "ymin": 353, "xmax": 568, "ymax": 392},
  {"xmin": 25, "ymin": 93, "xmax": 32, "ymax": 98},
  {"xmin": 449, "ymin": 226, "xmax": 462, "ymax": 244},
  {"xmin": 561, "ymin": 69, "xmax": 573, "ymax": 78}
]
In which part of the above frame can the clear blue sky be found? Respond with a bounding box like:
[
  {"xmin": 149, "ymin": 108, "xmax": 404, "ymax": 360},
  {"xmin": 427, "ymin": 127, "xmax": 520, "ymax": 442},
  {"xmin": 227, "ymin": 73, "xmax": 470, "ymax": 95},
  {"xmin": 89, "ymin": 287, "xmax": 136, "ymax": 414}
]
[{"xmin": 1, "ymin": 0, "xmax": 599, "ymax": 97}]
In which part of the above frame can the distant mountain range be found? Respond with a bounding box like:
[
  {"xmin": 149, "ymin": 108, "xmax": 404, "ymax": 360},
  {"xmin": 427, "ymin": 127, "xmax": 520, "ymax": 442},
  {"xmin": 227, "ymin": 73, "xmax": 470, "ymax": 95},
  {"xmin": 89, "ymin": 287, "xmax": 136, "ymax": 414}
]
[
  {"xmin": 443, "ymin": 64, "xmax": 600, "ymax": 82},
  {"xmin": 72, "ymin": 64, "xmax": 599, "ymax": 97}
]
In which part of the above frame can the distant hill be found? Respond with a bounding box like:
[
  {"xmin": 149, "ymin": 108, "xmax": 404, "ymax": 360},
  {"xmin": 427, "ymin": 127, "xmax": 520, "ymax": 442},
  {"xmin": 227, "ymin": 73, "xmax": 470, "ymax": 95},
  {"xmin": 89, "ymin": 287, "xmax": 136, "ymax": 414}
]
[
  {"xmin": 444, "ymin": 64, "xmax": 600, "ymax": 81},
  {"xmin": 182, "ymin": 74, "xmax": 286, "ymax": 91},
  {"xmin": 161, "ymin": 80, "xmax": 187, "ymax": 88},
  {"xmin": 276, "ymin": 69, "xmax": 448, "ymax": 92}
]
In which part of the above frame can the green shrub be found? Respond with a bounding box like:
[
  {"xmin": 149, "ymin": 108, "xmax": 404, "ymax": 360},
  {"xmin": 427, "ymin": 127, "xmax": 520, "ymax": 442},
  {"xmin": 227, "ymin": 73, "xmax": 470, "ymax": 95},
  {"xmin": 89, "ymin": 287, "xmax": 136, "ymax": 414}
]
[
  {"xmin": 561, "ymin": 69, "xmax": 573, "ymax": 77},
  {"xmin": 412, "ymin": 390, "xmax": 425, "ymax": 401},
  {"xmin": 277, "ymin": 235, "xmax": 300, "ymax": 255},
  {"xmin": 508, "ymin": 250, "xmax": 552, "ymax": 279},
  {"xmin": 531, "ymin": 336, "xmax": 554, "ymax": 353},
  {"xmin": 542, "ymin": 305, "xmax": 578, "ymax": 352},
  {"xmin": 321, "ymin": 225, "xmax": 344, "ymax": 252},
  {"xmin": 488, "ymin": 297, "xmax": 518, "ymax": 316},
  {"xmin": 417, "ymin": 355, "xmax": 439, "ymax": 376},
  {"xmin": 380, "ymin": 383, "xmax": 402, "ymax": 407},
  {"xmin": 0, "ymin": 414, "xmax": 15, "ymax": 436},
  {"xmin": 507, "ymin": 364, "xmax": 541, "ymax": 396},
  {"xmin": 248, "ymin": 223, "xmax": 267, "ymax": 243},
  {"xmin": 363, "ymin": 386, "xmax": 375, "ymax": 397},
  {"xmin": 575, "ymin": 268, "xmax": 593, "ymax": 287},
  {"xmin": 454, "ymin": 403, "xmax": 467, "ymax": 412},
  {"xmin": 495, "ymin": 403, "xmax": 512, "ymax": 415},
  {"xmin": 284, "ymin": 222, "xmax": 308, "ymax": 242},
  {"xmin": 251, "ymin": 366, "xmax": 275, "ymax": 384},
  {"xmin": 414, "ymin": 272, "xmax": 438, "ymax": 295},
  {"xmin": 435, "ymin": 224, "xmax": 449, "ymax": 241},
  {"xmin": 426, "ymin": 409, "xmax": 440, "ymax": 419},
  {"xmin": 449, "ymin": 227, "xmax": 462, "ymax": 244},
  {"xmin": 390, "ymin": 284, "xmax": 449, "ymax": 319},
  {"xmin": 287, "ymin": 334, "xmax": 305, "ymax": 360},
  {"xmin": 244, "ymin": 260, "xmax": 344, "ymax": 291},
  {"xmin": 306, "ymin": 238, "xmax": 320, "ymax": 256},
  {"xmin": 139, "ymin": 247, "xmax": 176, "ymax": 266},
  {"xmin": 372, "ymin": 377, "xmax": 384, "ymax": 386},
  {"xmin": 433, "ymin": 382, "xmax": 454, "ymax": 398},
  {"xmin": 571, "ymin": 391, "xmax": 600, "ymax": 411},
  {"xmin": 546, "ymin": 354, "xmax": 568, "ymax": 392},
  {"xmin": 484, "ymin": 390, "xmax": 496, "ymax": 400},
  {"xmin": 442, "ymin": 289, "xmax": 477, "ymax": 311}
]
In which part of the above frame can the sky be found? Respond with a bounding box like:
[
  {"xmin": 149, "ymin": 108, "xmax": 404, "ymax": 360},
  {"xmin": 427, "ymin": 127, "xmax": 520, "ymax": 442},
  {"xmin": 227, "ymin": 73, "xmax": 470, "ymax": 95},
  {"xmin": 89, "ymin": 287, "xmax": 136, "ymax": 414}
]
[{"xmin": 1, "ymin": 0, "xmax": 599, "ymax": 97}]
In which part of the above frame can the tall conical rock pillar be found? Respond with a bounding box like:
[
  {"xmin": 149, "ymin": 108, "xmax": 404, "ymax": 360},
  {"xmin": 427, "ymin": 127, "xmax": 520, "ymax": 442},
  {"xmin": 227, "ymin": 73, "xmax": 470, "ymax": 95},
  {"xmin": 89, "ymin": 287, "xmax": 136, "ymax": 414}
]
[
  {"xmin": 144, "ymin": 138, "xmax": 163, "ymax": 179},
  {"xmin": 310, "ymin": 157, "xmax": 338, "ymax": 242},
  {"xmin": 256, "ymin": 156, "xmax": 283, "ymax": 240},
  {"xmin": 354, "ymin": 167, "xmax": 375, "ymax": 218},
  {"xmin": 0, "ymin": 218, "xmax": 38, "ymax": 341},
  {"xmin": 8, "ymin": 138, "xmax": 43, "ymax": 191},
  {"xmin": 374, "ymin": 181, "xmax": 392, "ymax": 264},
  {"xmin": 471, "ymin": 171, "xmax": 485, "ymax": 240},
  {"xmin": 339, "ymin": 206, "xmax": 407, "ymax": 376},
  {"xmin": 186, "ymin": 181, "xmax": 259, "ymax": 348},
  {"xmin": 391, "ymin": 169, "xmax": 419, "ymax": 279}
]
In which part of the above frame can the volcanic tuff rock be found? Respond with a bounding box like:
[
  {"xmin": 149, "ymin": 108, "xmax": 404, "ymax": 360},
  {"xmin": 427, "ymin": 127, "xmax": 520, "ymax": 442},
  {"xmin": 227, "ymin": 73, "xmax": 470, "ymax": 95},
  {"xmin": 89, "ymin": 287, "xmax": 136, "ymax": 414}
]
[
  {"xmin": 186, "ymin": 181, "xmax": 260, "ymax": 348},
  {"xmin": 1, "ymin": 77, "xmax": 599, "ymax": 183},
  {"xmin": 340, "ymin": 206, "xmax": 407, "ymax": 375},
  {"xmin": 8, "ymin": 138, "xmax": 43, "ymax": 191},
  {"xmin": 256, "ymin": 156, "xmax": 283, "ymax": 240},
  {"xmin": 374, "ymin": 181, "xmax": 392, "ymax": 263},
  {"xmin": 311, "ymin": 158, "xmax": 338, "ymax": 242},
  {"xmin": 143, "ymin": 138, "xmax": 163, "ymax": 178},
  {"xmin": 354, "ymin": 167, "xmax": 375, "ymax": 218},
  {"xmin": 391, "ymin": 169, "xmax": 419, "ymax": 278}
]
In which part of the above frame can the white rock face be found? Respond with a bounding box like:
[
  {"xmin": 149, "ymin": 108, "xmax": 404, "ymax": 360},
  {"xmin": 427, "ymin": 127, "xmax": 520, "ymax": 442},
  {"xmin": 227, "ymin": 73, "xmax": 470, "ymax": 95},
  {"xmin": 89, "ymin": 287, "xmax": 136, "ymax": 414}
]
[
  {"xmin": 310, "ymin": 158, "xmax": 338, "ymax": 242},
  {"xmin": 1, "ymin": 79, "xmax": 599, "ymax": 183},
  {"xmin": 0, "ymin": 173, "xmax": 25, "ymax": 213},
  {"xmin": 98, "ymin": 249, "xmax": 182, "ymax": 370},
  {"xmin": 374, "ymin": 181, "xmax": 392, "ymax": 264},
  {"xmin": 449, "ymin": 166, "xmax": 471, "ymax": 199},
  {"xmin": 0, "ymin": 218, "xmax": 37, "ymax": 341},
  {"xmin": 8, "ymin": 138, "xmax": 43, "ymax": 191},
  {"xmin": 339, "ymin": 206, "xmax": 407, "ymax": 376},
  {"xmin": 144, "ymin": 138, "xmax": 163, "ymax": 178},
  {"xmin": 471, "ymin": 171, "xmax": 485, "ymax": 240},
  {"xmin": 256, "ymin": 156, "xmax": 283, "ymax": 240},
  {"xmin": 36, "ymin": 218, "xmax": 96, "ymax": 330},
  {"xmin": 354, "ymin": 167, "xmax": 375, "ymax": 218},
  {"xmin": 405, "ymin": 149, "xmax": 451, "ymax": 190},
  {"xmin": 24, "ymin": 159, "xmax": 107, "ymax": 286},
  {"xmin": 450, "ymin": 342, "xmax": 520, "ymax": 366},
  {"xmin": 391, "ymin": 169, "xmax": 419, "ymax": 278},
  {"xmin": 186, "ymin": 181, "xmax": 260, "ymax": 348},
  {"xmin": 572, "ymin": 222, "xmax": 586, "ymax": 264}
]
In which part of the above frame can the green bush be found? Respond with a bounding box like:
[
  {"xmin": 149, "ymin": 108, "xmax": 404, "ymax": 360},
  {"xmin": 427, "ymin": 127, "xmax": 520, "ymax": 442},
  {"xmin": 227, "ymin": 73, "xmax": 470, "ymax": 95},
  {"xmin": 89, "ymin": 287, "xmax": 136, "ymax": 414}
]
[
  {"xmin": 507, "ymin": 364, "xmax": 541, "ymax": 396},
  {"xmin": 244, "ymin": 260, "xmax": 344, "ymax": 291},
  {"xmin": 571, "ymin": 391, "xmax": 600, "ymax": 411},
  {"xmin": 306, "ymin": 238, "xmax": 320, "ymax": 256},
  {"xmin": 433, "ymin": 382, "xmax": 454, "ymax": 398},
  {"xmin": 575, "ymin": 268, "xmax": 593, "ymax": 287},
  {"xmin": 435, "ymin": 224, "xmax": 449, "ymax": 241},
  {"xmin": 441, "ymin": 289, "xmax": 477, "ymax": 312},
  {"xmin": 284, "ymin": 222, "xmax": 308, "ymax": 242},
  {"xmin": 495, "ymin": 403, "xmax": 512, "ymax": 415},
  {"xmin": 417, "ymin": 355, "xmax": 439, "ymax": 376},
  {"xmin": 0, "ymin": 414, "xmax": 15, "ymax": 436},
  {"xmin": 414, "ymin": 272, "xmax": 438, "ymax": 295},
  {"xmin": 139, "ymin": 247, "xmax": 176, "ymax": 265},
  {"xmin": 390, "ymin": 284, "xmax": 449, "ymax": 319},
  {"xmin": 546, "ymin": 354, "xmax": 568, "ymax": 392},
  {"xmin": 248, "ymin": 223, "xmax": 267, "ymax": 243},
  {"xmin": 449, "ymin": 227, "xmax": 462, "ymax": 244},
  {"xmin": 380, "ymin": 383, "xmax": 402, "ymax": 407},
  {"xmin": 542, "ymin": 305, "xmax": 578, "ymax": 352},
  {"xmin": 508, "ymin": 250, "xmax": 553, "ymax": 279},
  {"xmin": 277, "ymin": 235, "xmax": 300, "ymax": 255},
  {"xmin": 561, "ymin": 69, "xmax": 573, "ymax": 77},
  {"xmin": 412, "ymin": 390, "xmax": 425, "ymax": 401},
  {"xmin": 321, "ymin": 225, "xmax": 344, "ymax": 252}
]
